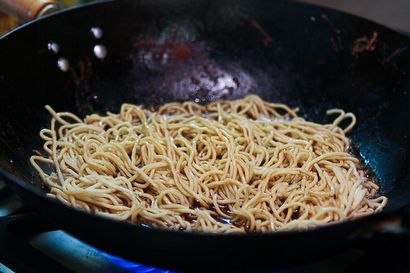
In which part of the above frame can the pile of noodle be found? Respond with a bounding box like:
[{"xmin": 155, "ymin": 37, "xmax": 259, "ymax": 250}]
[{"xmin": 31, "ymin": 95, "xmax": 387, "ymax": 233}]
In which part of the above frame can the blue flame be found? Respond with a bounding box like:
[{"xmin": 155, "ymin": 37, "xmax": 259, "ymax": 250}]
[{"xmin": 101, "ymin": 252, "xmax": 176, "ymax": 273}]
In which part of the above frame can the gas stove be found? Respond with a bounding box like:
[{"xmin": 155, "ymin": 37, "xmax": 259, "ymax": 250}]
[{"xmin": 1, "ymin": 180, "xmax": 409, "ymax": 273}]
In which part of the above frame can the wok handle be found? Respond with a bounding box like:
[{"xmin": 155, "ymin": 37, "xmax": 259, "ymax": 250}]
[{"xmin": 0, "ymin": 0, "xmax": 59, "ymax": 22}]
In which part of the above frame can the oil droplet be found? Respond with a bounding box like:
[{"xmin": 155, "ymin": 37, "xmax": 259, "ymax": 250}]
[
  {"xmin": 91, "ymin": 27, "xmax": 103, "ymax": 39},
  {"xmin": 57, "ymin": 58, "xmax": 70, "ymax": 72},
  {"xmin": 47, "ymin": 42, "xmax": 59, "ymax": 54},
  {"xmin": 93, "ymin": 44, "xmax": 107, "ymax": 59}
]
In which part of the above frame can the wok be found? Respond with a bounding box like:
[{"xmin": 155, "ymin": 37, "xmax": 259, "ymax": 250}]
[{"xmin": 0, "ymin": 0, "xmax": 410, "ymax": 271}]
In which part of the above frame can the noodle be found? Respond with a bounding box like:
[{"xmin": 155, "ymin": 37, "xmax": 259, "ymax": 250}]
[{"xmin": 30, "ymin": 95, "xmax": 387, "ymax": 233}]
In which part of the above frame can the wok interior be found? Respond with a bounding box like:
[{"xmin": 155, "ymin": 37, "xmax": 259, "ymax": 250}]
[{"xmin": 0, "ymin": 0, "xmax": 409, "ymax": 212}]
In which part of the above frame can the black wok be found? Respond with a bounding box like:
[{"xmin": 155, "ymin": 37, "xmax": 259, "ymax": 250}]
[{"xmin": 0, "ymin": 0, "xmax": 410, "ymax": 271}]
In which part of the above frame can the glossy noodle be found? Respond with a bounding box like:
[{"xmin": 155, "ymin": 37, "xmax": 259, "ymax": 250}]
[{"xmin": 30, "ymin": 95, "xmax": 387, "ymax": 233}]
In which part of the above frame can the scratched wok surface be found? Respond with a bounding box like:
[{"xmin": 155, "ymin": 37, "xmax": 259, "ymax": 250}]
[{"xmin": 0, "ymin": 0, "xmax": 410, "ymax": 271}]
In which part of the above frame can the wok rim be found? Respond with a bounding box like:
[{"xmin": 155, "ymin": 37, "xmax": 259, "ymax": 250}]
[{"xmin": 0, "ymin": 0, "xmax": 408, "ymax": 240}]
